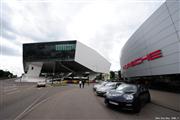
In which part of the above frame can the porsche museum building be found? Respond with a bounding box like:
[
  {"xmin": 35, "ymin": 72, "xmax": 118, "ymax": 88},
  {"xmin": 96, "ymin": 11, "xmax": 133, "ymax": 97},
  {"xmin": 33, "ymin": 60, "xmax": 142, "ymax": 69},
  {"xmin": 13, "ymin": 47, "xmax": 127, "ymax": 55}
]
[
  {"xmin": 120, "ymin": 0, "xmax": 180, "ymax": 111},
  {"xmin": 22, "ymin": 40, "xmax": 110, "ymax": 82}
]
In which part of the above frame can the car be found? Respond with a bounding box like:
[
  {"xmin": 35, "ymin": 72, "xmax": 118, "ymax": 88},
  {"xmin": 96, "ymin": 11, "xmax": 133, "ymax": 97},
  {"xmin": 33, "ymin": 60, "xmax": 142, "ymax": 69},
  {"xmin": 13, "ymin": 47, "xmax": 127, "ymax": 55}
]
[
  {"xmin": 104, "ymin": 83, "xmax": 151, "ymax": 113},
  {"xmin": 96, "ymin": 82, "xmax": 121, "ymax": 97},
  {"xmin": 37, "ymin": 81, "xmax": 46, "ymax": 87},
  {"xmin": 93, "ymin": 81, "xmax": 108, "ymax": 91}
]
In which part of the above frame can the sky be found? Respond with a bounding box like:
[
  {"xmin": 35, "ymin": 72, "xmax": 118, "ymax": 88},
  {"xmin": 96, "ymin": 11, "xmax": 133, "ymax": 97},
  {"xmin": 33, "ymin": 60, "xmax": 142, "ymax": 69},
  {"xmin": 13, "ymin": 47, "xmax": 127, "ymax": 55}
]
[{"xmin": 0, "ymin": 0, "xmax": 165, "ymax": 76}]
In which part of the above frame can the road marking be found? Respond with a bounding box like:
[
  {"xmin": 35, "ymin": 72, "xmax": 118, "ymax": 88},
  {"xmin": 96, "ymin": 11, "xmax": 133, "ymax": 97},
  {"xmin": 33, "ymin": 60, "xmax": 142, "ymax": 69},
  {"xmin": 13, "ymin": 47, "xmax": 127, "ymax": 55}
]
[
  {"xmin": 3, "ymin": 85, "xmax": 17, "ymax": 88},
  {"xmin": 14, "ymin": 87, "xmax": 75, "ymax": 120},
  {"xmin": 21, "ymin": 85, "xmax": 35, "ymax": 91},
  {"xmin": 18, "ymin": 95, "xmax": 51, "ymax": 119},
  {"xmin": 4, "ymin": 87, "xmax": 17, "ymax": 92},
  {"xmin": 2, "ymin": 85, "xmax": 35, "ymax": 96},
  {"xmin": 14, "ymin": 90, "xmax": 49, "ymax": 120},
  {"xmin": 7, "ymin": 90, "xmax": 20, "ymax": 95}
]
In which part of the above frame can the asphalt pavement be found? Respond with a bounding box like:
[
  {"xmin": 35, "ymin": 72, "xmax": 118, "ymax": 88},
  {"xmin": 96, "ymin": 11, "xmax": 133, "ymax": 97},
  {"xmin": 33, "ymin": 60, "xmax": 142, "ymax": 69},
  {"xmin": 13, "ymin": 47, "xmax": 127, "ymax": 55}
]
[
  {"xmin": 0, "ymin": 80, "xmax": 179, "ymax": 120},
  {"xmin": 0, "ymin": 79, "xmax": 71, "ymax": 120},
  {"xmin": 17, "ymin": 84, "xmax": 180, "ymax": 120}
]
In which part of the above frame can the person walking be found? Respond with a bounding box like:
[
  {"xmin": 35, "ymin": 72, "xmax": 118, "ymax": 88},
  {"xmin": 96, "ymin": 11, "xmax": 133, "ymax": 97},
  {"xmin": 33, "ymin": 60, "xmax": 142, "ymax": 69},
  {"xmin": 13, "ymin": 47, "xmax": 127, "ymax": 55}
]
[
  {"xmin": 79, "ymin": 80, "xmax": 82, "ymax": 88},
  {"xmin": 82, "ymin": 80, "xmax": 85, "ymax": 88},
  {"xmin": 87, "ymin": 78, "xmax": 90, "ymax": 86}
]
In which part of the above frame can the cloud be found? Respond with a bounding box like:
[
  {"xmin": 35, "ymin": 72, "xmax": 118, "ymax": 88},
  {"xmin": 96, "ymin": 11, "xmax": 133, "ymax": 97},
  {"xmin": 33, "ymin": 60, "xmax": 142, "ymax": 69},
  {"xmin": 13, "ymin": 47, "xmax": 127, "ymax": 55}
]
[
  {"xmin": 0, "ymin": 0, "xmax": 165, "ymax": 75},
  {"xmin": 1, "ymin": 30, "xmax": 17, "ymax": 40},
  {"xmin": 0, "ymin": 55, "xmax": 23, "ymax": 76},
  {"xmin": 1, "ymin": 37, "xmax": 21, "ymax": 56},
  {"xmin": 66, "ymin": 0, "xmax": 165, "ymax": 70}
]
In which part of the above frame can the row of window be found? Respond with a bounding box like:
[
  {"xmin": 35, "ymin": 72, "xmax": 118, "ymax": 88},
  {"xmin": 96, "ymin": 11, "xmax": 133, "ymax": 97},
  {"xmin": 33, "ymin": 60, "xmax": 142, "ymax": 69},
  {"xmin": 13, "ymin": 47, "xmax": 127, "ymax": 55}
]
[{"xmin": 55, "ymin": 44, "xmax": 76, "ymax": 51}]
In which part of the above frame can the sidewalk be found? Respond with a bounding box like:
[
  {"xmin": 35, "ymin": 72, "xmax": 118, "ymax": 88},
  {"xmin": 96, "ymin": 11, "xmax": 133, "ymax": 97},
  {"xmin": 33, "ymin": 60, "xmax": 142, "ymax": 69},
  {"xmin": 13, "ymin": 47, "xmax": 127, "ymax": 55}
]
[{"xmin": 150, "ymin": 89, "xmax": 180, "ymax": 111}]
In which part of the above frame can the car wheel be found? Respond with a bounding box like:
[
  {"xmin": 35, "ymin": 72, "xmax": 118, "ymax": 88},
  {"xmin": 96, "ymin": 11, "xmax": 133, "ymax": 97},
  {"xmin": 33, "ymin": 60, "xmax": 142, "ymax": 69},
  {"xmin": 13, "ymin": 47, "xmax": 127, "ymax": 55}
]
[
  {"xmin": 147, "ymin": 93, "xmax": 151, "ymax": 103},
  {"xmin": 104, "ymin": 99, "xmax": 110, "ymax": 106},
  {"xmin": 133, "ymin": 99, "xmax": 141, "ymax": 113}
]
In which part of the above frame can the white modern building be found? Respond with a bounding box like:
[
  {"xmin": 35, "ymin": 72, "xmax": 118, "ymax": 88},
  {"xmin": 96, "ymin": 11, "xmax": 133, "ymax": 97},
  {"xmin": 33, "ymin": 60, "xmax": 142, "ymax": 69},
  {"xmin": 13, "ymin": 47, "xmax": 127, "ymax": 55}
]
[
  {"xmin": 121, "ymin": 0, "xmax": 180, "ymax": 78},
  {"xmin": 23, "ymin": 40, "xmax": 111, "ymax": 82},
  {"xmin": 120, "ymin": 0, "xmax": 180, "ymax": 111}
]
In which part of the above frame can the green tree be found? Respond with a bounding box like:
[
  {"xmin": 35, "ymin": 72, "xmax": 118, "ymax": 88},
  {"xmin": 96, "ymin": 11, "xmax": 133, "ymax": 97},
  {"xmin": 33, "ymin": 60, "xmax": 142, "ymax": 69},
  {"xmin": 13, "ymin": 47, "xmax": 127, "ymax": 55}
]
[
  {"xmin": 0, "ymin": 69, "xmax": 14, "ymax": 78},
  {"xmin": 110, "ymin": 71, "xmax": 115, "ymax": 80},
  {"xmin": 96, "ymin": 73, "xmax": 103, "ymax": 80},
  {"xmin": 118, "ymin": 70, "xmax": 121, "ymax": 80}
]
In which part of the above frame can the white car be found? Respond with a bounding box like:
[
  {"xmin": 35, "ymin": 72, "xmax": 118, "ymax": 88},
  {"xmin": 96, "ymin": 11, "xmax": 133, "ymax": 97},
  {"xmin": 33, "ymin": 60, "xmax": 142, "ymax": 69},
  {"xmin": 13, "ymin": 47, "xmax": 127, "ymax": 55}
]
[
  {"xmin": 37, "ymin": 81, "xmax": 46, "ymax": 87},
  {"xmin": 96, "ymin": 82, "xmax": 121, "ymax": 96},
  {"xmin": 93, "ymin": 81, "xmax": 107, "ymax": 91}
]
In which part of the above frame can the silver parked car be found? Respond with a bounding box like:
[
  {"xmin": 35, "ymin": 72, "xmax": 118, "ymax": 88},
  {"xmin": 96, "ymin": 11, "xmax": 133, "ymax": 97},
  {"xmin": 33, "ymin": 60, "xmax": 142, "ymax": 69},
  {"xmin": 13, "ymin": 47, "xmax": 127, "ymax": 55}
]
[
  {"xmin": 93, "ymin": 81, "xmax": 108, "ymax": 91},
  {"xmin": 96, "ymin": 82, "xmax": 121, "ymax": 97}
]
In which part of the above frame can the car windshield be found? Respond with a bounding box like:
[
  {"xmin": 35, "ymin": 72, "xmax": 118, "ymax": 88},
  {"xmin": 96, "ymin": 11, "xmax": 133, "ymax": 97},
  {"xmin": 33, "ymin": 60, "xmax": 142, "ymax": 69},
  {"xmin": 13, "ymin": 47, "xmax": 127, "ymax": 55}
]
[
  {"xmin": 101, "ymin": 82, "xmax": 107, "ymax": 86},
  {"xmin": 105, "ymin": 83, "xmax": 116, "ymax": 87},
  {"xmin": 116, "ymin": 84, "xmax": 137, "ymax": 93}
]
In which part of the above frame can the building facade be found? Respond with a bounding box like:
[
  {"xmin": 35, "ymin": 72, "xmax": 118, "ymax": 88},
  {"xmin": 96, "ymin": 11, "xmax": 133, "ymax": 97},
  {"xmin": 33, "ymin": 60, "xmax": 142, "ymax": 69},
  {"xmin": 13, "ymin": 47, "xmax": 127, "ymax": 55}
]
[
  {"xmin": 121, "ymin": 0, "xmax": 180, "ymax": 79},
  {"xmin": 23, "ymin": 40, "xmax": 111, "ymax": 82},
  {"xmin": 120, "ymin": 0, "xmax": 180, "ymax": 111}
]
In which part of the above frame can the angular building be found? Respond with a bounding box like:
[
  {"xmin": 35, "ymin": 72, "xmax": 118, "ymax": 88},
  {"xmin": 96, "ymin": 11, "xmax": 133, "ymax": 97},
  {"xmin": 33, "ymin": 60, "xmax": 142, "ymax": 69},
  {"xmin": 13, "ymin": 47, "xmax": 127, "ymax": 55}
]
[
  {"xmin": 121, "ymin": 0, "xmax": 180, "ymax": 79},
  {"xmin": 120, "ymin": 0, "xmax": 180, "ymax": 111},
  {"xmin": 23, "ymin": 40, "xmax": 110, "ymax": 82}
]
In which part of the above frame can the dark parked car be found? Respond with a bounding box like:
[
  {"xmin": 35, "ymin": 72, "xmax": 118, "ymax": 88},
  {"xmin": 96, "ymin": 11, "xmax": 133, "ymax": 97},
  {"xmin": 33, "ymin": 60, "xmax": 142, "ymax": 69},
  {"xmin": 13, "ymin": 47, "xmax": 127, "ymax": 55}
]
[{"xmin": 104, "ymin": 83, "xmax": 151, "ymax": 113}]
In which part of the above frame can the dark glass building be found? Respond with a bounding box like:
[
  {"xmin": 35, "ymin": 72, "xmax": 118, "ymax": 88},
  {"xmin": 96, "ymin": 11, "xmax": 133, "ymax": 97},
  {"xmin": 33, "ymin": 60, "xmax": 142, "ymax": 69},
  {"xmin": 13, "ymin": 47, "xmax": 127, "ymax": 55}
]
[
  {"xmin": 23, "ymin": 40, "xmax": 110, "ymax": 81},
  {"xmin": 23, "ymin": 41, "xmax": 76, "ymax": 62}
]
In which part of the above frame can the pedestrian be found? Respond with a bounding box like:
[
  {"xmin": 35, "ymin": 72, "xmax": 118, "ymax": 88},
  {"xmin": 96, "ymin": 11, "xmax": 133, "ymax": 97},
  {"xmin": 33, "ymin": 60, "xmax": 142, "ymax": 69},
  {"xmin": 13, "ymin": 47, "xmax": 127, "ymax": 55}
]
[
  {"xmin": 79, "ymin": 80, "xmax": 82, "ymax": 88},
  {"xmin": 82, "ymin": 80, "xmax": 85, "ymax": 88},
  {"xmin": 87, "ymin": 79, "xmax": 90, "ymax": 86}
]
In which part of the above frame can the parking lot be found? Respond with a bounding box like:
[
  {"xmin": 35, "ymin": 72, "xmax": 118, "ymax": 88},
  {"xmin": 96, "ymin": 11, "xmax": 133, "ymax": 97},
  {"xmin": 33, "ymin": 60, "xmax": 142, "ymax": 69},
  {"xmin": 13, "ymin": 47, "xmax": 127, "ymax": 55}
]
[{"xmin": 0, "ymin": 79, "xmax": 179, "ymax": 120}]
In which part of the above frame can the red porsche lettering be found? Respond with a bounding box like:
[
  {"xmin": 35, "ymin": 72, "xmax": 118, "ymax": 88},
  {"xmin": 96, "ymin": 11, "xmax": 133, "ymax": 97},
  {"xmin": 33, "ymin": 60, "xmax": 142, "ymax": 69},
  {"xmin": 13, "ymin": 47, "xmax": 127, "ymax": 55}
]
[{"xmin": 123, "ymin": 50, "xmax": 162, "ymax": 69}]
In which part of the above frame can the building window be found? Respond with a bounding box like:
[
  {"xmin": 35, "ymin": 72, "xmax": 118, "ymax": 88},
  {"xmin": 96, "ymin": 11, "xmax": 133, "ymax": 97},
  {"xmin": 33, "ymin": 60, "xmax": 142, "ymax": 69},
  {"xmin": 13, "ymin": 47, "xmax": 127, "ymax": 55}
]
[{"xmin": 55, "ymin": 44, "xmax": 75, "ymax": 51}]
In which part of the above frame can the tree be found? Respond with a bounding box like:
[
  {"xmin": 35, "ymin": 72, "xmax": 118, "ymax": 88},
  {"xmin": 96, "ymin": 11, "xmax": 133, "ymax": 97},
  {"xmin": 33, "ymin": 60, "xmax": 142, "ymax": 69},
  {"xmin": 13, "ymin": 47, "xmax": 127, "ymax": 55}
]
[
  {"xmin": 118, "ymin": 70, "xmax": 121, "ymax": 80},
  {"xmin": 110, "ymin": 71, "xmax": 115, "ymax": 80},
  {"xmin": 96, "ymin": 73, "xmax": 103, "ymax": 80},
  {"xmin": 0, "ymin": 69, "xmax": 14, "ymax": 79}
]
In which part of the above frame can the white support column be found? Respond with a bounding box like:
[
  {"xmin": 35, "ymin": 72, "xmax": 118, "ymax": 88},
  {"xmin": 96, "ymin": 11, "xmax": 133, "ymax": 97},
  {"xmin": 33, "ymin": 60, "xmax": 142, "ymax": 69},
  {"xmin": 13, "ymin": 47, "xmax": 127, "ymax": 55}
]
[{"xmin": 22, "ymin": 62, "xmax": 43, "ymax": 82}]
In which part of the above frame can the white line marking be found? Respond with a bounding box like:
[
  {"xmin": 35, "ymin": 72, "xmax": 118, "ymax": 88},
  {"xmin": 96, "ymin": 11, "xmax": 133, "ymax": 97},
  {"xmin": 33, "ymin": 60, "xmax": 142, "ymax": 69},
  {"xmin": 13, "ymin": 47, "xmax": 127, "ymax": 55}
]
[
  {"xmin": 2, "ymin": 85, "xmax": 35, "ymax": 96},
  {"xmin": 13, "ymin": 87, "xmax": 72, "ymax": 120},
  {"xmin": 3, "ymin": 85, "xmax": 17, "ymax": 89},
  {"xmin": 20, "ymin": 86, "xmax": 35, "ymax": 91},
  {"xmin": 4, "ymin": 87, "xmax": 17, "ymax": 92},
  {"xmin": 14, "ymin": 90, "xmax": 49, "ymax": 120},
  {"xmin": 18, "ymin": 96, "xmax": 51, "ymax": 119},
  {"xmin": 7, "ymin": 90, "xmax": 20, "ymax": 95}
]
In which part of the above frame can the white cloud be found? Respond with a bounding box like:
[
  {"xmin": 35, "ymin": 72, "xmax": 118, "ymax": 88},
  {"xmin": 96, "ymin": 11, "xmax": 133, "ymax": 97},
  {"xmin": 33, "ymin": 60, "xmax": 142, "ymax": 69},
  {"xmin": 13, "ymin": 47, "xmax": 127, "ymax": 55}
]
[
  {"xmin": 66, "ymin": 0, "xmax": 165, "ymax": 70},
  {"xmin": 0, "ymin": 0, "xmax": 165, "ymax": 75},
  {"xmin": 0, "ymin": 55, "xmax": 23, "ymax": 76},
  {"xmin": 1, "ymin": 37, "xmax": 21, "ymax": 56}
]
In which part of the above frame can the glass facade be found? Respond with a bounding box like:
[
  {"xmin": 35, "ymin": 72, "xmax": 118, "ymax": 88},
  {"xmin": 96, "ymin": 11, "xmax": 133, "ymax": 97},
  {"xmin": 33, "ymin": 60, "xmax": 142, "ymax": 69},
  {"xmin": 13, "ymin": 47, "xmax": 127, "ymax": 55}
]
[
  {"xmin": 55, "ymin": 44, "xmax": 76, "ymax": 51},
  {"xmin": 23, "ymin": 41, "xmax": 76, "ymax": 62}
]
